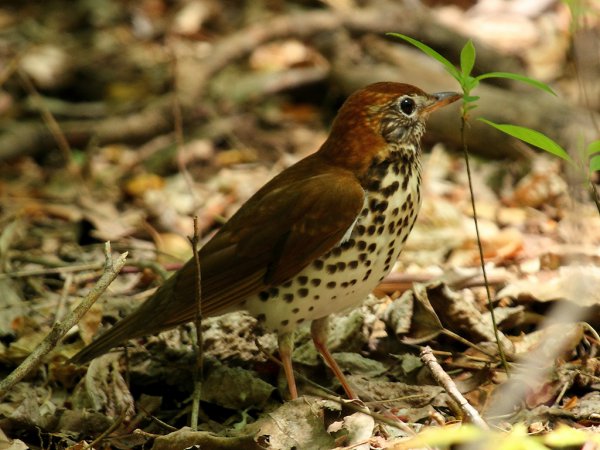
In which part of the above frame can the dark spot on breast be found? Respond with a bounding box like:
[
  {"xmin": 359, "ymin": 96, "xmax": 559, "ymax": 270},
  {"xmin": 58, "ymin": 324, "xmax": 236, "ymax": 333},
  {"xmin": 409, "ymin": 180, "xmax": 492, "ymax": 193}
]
[
  {"xmin": 309, "ymin": 306, "xmax": 314, "ymax": 311},
  {"xmin": 297, "ymin": 276, "xmax": 308, "ymax": 285},
  {"xmin": 341, "ymin": 281, "xmax": 349, "ymax": 288},
  {"xmin": 281, "ymin": 319, "xmax": 289, "ymax": 326},
  {"xmin": 369, "ymin": 199, "xmax": 388, "ymax": 213},
  {"xmin": 401, "ymin": 233, "xmax": 409, "ymax": 242},
  {"xmin": 377, "ymin": 225, "xmax": 385, "ymax": 235},
  {"xmin": 259, "ymin": 291, "xmax": 269, "ymax": 301},
  {"xmin": 357, "ymin": 241, "xmax": 367, "ymax": 251},
  {"xmin": 284, "ymin": 293, "xmax": 294, "ymax": 303},
  {"xmin": 297, "ymin": 318, "xmax": 305, "ymax": 324},
  {"xmin": 365, "ymin": 260, "xmax": 372, "ymax": 267},
  {"xmin": 361, "ymin": 207, "xmax": 369, "ymax": 217},
  {"xmin": 383, "ymin": 263, "xmax": 391, "ymax": 272},
  {"xmin": 374, "ymin": 214, "xmax": 385, "ymax": 224},
  {"xmin": 349, "ymin": 279, "xmax": 357, "ymax": 286},
  {"xmin": 402, "ymin": 176, "xmax": 410, "ymax": 190},
  {"xmin": 313, "ymin": 260, "xmax": 324, "ymax": 270},
  {"xmin": 257, "ymin": 313, "xmax": 266, "ymax": 322},
  {"xmin": 327, "ymin": 281, "xmax": 336, "ymax": 289},
  {"xmin": 292, "ymin": 307, "xmax": 299, "ymax": 314},
  {"xmin": 337, "ymin": 262, "xmax": 346, "ymax": 271},
  {"xmin": 367, "ymin": 243, "xmax": 377, "ymax": 252},
  {"xmin": 348, "ymin": 260, "xmax": 359, "ymax": 269},
  {"xmin": 326, "ymin": 264, "xmax": 337, "ymax": 274},
  {"xmin": 391, "ymin": 207, "xmax": 399, "ymax": 216},
  {"xmin": 388, "ymin": 239, "xmax": 396, "ymax": 248},
  {"xmin": 356, "ymin": 225, "xmax": 366, "ymax": 235},
  {"xmin": 388, "ymin": 222, "xmax": 395, "ymax": 233},
  {"xmin": 367, "ymin": 225, "xmax": 376, "ymax": 235},
  {"xmin": 341, "ymin": 239, "xmax": 355, "ymax": 250},
  {"xmin": 358, "ymin": 253, "xmax": 367, "ymax": 262},
  {"xmin": 366, "ymin": 179, "xmax": 380, "ymax": 191},
  {"xmin": 311, "ymin": 278, "xmax": 321, "ymax": 287},
  {"xmin": 332, "ymin": 247, "xmax": 342, "ymax": 257},
  {"xmin": 313, "ymin": 294, "xmax": 320, "ymax": 300},
  {"xmin": 382, "ymin": 181, "xmax": 400, "ymax": 197},
  {"xmin": 362, "ymin": 269, "xmax": 372, "ymax": 281},
  {"xmin": 385, "ymin": 255, "xmax": 392, "ymax": 264},
  {"xmin": 298, "ymin": 288, "xmax": 308, "ymax": 298}
]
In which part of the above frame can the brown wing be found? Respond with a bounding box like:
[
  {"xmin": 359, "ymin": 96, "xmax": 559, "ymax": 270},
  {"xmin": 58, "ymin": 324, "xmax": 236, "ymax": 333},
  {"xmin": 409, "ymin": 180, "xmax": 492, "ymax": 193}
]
[
  {"xmin": 168, "ymin": 161, "xmax": 366, "ymax": 321},
  {"xmin": 70, "ymin": 160, "xmax": 365, "ymax": 363}
]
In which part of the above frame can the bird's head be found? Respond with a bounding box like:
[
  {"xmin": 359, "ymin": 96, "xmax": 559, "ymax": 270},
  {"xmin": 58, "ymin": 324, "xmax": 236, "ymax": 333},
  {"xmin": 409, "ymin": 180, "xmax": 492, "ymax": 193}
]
[{"xmin": 320, "ymin": 82, "xmax": 461, "ymax": 172}]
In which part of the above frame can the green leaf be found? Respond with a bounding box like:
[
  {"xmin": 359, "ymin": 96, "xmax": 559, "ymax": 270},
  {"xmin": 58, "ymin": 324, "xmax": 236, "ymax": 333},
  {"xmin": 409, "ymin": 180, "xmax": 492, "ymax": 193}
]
[
  {"xmin": 591, "ymin": 155, "xmax": 600, "ymax": 172},
  {"xmin": 479, "ymin": 118, "xmax": 572, "ymax": 163},
  {"xmin": 476, "ymin": 72, "xmax": 556, "ymax": 96},
  {"xmin": 464, "ymin": 95, "xmax": 480, "ymax": 103},
  {"xmin": 587, "ymin": 140, "xmax": 600, "ymax": 156},
  {"xmin": 387, "ymin": 33, "xmax": 461, "ymax": 80},
  {"xmin": 460, "ymin": 40, "xmax": 476, "ymax": 76}
]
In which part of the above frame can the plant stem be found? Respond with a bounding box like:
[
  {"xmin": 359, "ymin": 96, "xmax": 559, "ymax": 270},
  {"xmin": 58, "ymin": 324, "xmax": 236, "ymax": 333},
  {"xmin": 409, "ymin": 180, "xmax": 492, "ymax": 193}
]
[
  {"xmin": 590, "ymin": 180, "xmax": 600, "ymax": 216},
  {"xmin": 460, "ymin": 116, "xmax": 510, "ymax": 375}
]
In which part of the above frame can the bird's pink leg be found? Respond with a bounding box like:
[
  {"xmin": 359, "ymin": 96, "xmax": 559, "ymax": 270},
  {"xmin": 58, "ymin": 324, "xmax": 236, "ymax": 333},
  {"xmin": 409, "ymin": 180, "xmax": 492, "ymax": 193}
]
[{"xmin": 311, "ymin": 317, "xmax": 357, "ymax": 399}]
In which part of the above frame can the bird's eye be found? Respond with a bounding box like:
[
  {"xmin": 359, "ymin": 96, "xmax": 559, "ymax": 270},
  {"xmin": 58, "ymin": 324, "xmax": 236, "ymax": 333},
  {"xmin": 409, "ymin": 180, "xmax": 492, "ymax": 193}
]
[{"xmin": 399, "ymin": 98, "xmax": 415, "ymax": 115}]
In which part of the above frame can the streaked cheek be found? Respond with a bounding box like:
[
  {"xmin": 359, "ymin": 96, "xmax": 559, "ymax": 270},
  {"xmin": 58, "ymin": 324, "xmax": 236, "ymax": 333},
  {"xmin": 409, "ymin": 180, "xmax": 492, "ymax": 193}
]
[{"xmin": 380, "ymin": 116, "xmax": 408, "ymax": 143}]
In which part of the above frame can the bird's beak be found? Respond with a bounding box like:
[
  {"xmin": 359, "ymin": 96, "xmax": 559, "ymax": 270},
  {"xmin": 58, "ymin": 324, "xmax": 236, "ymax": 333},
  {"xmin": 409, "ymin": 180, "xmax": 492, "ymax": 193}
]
[{"xmin": 424, "ymin": 91, "xmax": 462, "ymax": 113}]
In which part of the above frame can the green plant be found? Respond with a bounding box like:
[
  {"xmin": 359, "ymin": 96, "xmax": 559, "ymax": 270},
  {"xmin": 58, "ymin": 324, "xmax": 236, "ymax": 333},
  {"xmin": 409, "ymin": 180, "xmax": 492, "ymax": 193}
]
[{"xmin": 387, "ymin": 34, "xmax": 560, "ymax": 374}]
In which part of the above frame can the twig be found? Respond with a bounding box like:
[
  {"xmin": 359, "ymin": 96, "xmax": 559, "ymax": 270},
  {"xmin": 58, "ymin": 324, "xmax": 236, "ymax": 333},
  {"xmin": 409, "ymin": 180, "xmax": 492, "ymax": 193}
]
[
  {"xmin": 0, "ymin": 262, "xmax": 104, "ymax": 279},
  {"xmin": 375, "ymin": 271, "xmax": 508, "ymax": 295},
  {"xmin": 167, "ymin": 39, "xmax": 199, "ymax": 205},
  {"xmin": 54, "ymin": 272, "xmax": 74, "ymax": 325},
  {"xmin": 420, "ymin": 346, "xmax": 489, "ymax": 429},
  {"xmin": 84, "ymin": 408, "xmax": 128, "ymax": 450},
  {"xmin": 303, "ymin": 386, "xmax": 416, "ymax": 436},
  {"xmin": 189, "ymin": 216, "xmax": 203, "ymax": 430},
  {"xmin": 17, "ymin": 69, "xmax": 76, "ymax": 172},
  {"xmin": 0, "ymin": 242, "xmax": 127, "ymax": 398}
]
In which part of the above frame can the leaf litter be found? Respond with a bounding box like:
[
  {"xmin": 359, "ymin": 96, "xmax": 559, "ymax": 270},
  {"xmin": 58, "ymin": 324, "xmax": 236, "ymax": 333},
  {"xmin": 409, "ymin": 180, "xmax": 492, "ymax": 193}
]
[{"xmin": 1, "ymin": 0, "xmax": 599, "ymax": 448}]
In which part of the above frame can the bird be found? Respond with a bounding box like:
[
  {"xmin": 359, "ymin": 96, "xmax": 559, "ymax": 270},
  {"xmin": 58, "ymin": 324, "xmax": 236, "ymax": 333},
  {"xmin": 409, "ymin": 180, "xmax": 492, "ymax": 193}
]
[{"xmin": 71, "ymin": 82, "xmax": 461, "ymax": 399}]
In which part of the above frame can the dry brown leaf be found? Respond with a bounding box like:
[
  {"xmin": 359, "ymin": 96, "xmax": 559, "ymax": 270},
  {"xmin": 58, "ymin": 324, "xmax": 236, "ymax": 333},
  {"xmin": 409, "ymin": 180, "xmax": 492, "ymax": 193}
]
[{"xmin": 498, "ymin": 266, "xmax": 600, "ymax": 306}]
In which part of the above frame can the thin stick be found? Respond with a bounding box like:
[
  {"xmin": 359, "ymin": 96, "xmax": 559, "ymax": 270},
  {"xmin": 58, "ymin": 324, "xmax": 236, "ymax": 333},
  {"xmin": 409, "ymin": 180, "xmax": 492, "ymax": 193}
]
[
  {"xmin": 18, "ymin": 69, "xmax": 76, "ymax": 172},
  {"xmin": 168, "ymin": 39, "xmax": 199, "ymax": 205},
  {"xmin": 420, "ymin": 346, "xmax": 488, "ymax": 429},
  {"xmin": 189, "ymin": 216, "xmax": 203, "ymax": 430},
  {"xmin": 54, "ymin": 272, "xmax": 74, "ymax": 324},
  {"xmin": 84, "ymin": 408, "xmax": 127, "ymax": 450},
  {"xmin": 0, "ymin": 242, "xmax": 127, "ymax": 398}
]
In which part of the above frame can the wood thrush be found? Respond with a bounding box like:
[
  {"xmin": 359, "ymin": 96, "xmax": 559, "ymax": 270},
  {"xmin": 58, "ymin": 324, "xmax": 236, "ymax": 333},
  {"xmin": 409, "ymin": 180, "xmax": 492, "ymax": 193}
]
[{"xmin": 71, "ymin": 82, "xmax": 460, "ymax": 399}]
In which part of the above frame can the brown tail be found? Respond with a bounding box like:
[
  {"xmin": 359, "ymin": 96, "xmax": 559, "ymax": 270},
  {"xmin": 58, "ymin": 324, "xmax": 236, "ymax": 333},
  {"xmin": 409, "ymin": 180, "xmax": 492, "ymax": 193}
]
[
  {"xmin": 69, "ymin": 272, "xmax": 184, "ymax": 365},
  {"xmin": 69, "ymin": 310, "xmax": 146, "ymax": 364}
]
